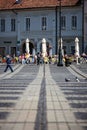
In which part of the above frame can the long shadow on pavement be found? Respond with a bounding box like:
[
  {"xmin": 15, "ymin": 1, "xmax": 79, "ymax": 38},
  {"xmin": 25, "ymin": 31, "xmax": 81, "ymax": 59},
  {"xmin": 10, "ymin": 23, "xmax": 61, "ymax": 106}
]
[{"xmin": 34, "ymin": 66, "xmax": 47, "ymax": 130}]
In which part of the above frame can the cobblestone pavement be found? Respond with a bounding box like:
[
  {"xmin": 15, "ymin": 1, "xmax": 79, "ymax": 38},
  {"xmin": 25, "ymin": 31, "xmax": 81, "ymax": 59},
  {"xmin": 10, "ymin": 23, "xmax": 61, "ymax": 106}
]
[
  {"xmin": 73, "ymin": 62, "xmax": 87, "ymax": 75},
  {"xmin": 0, "ymin": 63, "xmax": 87, "ymax": 130}
]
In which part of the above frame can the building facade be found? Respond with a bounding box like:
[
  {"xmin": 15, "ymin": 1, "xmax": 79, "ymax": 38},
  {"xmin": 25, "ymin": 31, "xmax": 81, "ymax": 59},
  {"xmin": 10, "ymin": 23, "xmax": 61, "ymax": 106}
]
[{"xmin": 0, "ymin": 0, "xmax": 83, "ymax": 57}]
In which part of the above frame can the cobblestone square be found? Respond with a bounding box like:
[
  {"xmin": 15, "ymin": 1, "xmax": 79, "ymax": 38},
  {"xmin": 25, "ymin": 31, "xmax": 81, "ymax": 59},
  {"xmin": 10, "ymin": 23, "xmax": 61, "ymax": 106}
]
[{"xmin": 0, "ymin": 63, "xmax": 87, "ymax": 130}]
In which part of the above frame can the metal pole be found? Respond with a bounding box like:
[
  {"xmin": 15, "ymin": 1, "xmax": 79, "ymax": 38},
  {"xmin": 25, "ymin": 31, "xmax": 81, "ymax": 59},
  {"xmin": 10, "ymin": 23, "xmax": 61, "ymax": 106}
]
[
  {"xmin": 82, "ymin": 0, "xmax": 84, "ymax": 53},
  {"xmin": 59, "ymin": 0, "xmax": 61, "ymax": 40},
  {"xmin": 55, "ymin": 6, "xmax": 58, "ymax": 54},
  {"xmin": 57, "ymin": 0, "xmax": 63, "ymax": 66}
]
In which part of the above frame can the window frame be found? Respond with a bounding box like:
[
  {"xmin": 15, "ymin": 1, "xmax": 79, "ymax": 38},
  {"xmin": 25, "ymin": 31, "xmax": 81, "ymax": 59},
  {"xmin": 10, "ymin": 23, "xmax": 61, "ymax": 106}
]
[
  {"xmin": 61, "ymin": 15, "xmax": 66, "ymax": 30},
  {"xmin": 11, "ymin": 18, "xmax": 16, "ymax": 32},
  {"xmin": 41, "ymin": 16, "xmax": 47, "ymax": 31},
  {"xmin": 1, "ymin": 19, "xmax": 5, "ymax": 32},
  {"xmin": 25, "ymin": 17, "xmax": 30, "ymax": 31},
  {"xmin": 71, "ymin": 15, "xmax": 77, "ymax": 30}
]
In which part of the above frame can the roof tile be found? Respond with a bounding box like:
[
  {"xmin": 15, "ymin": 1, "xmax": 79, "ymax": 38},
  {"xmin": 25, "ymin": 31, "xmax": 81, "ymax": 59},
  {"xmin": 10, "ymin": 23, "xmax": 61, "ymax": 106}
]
[{"xmin": 0, "ymin": 0, "xmax": 80, "ymax": 10}]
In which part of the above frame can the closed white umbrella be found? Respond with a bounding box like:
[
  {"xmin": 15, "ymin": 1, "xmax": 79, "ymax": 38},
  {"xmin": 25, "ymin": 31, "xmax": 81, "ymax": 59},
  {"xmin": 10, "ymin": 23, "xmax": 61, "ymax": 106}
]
[
  {"xmin": 75, "ymin": 37, "xmax": 80, "ymax": 64},
  {"xmin": 42, "ymin": 38, "xmax": 47, "ymax": 57},
  {"xmin": 26, "ymin": 38, "xmax": 29, "ymax": 54}
]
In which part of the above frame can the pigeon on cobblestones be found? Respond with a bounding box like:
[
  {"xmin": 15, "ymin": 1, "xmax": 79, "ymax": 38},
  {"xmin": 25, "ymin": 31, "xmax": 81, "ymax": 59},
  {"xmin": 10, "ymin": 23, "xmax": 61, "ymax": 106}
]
[
  {"xmin": 65, "ymin": 78, "xmax": 70, "ymax": 82},
  {"xmin": 75, "ymin": 77, "xmax": 80, "ymax": 82}
]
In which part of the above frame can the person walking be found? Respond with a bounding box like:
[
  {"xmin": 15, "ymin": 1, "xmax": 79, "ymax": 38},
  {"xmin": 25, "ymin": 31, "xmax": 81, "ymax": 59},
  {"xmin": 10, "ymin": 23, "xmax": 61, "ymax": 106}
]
[{"xmin": 4, "ymin": 55, "xmax": 14, "ymax": 72}]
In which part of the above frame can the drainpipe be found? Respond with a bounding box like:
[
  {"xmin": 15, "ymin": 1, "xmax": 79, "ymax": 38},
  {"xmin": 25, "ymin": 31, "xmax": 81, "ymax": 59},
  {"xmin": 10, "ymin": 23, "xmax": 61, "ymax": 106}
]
[{"xmin": 82, "ymin": 0, "xmax": 84, "ymax": 53}]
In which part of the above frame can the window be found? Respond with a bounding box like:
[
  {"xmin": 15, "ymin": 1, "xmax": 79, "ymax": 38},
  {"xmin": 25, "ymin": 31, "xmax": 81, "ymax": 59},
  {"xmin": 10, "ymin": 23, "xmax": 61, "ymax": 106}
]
[
  {"xmin": 61, "ymin": 16, "xmax": 66, "ymax": 29},
  {"xmin": 26, "ymin": 17, "xmax": 30, "ymax": 31},
  {"xmin": 11, "ymin": 47, "xmax": 16, "ymax": 56},
  {"xmin": 0, "ymin": 47, "xmax": 5, "ymax": 57},
  {"xmin": 63, "ymin": 46, "xmax": 67, "ymax": 54},
  {"xmin": 11, "ymin": 19, "xmax": 15, "ymax": 31},
  {"xmin": 15, "ymin": 0, "xmax": 21, "ymax": 4},
  {"xmin": 1, "ymin": 19, "xmax": 5, "ymax": 32},
  {"xmin": 42, "ymin": 17, "xmax": 47, "ymax": 30},
  {"xmin": 71, "ymin": 46, "xmax": 75, "ymax": 54},
  {"xmin": 71, "ymin": 16, "xmax": 77, "ymax": 29}
]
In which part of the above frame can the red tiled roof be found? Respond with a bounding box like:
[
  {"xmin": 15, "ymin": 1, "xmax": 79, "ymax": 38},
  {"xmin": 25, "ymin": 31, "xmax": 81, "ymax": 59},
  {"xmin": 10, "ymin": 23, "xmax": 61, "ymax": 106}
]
[{"xmin": 0, "ymin": 0, "xmax": 79, "ymax": 10}]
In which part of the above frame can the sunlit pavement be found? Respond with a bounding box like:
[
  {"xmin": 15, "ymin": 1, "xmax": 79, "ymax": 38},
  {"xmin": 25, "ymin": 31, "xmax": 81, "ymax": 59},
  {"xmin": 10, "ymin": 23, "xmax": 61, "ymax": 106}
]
[{"xmin": 0, "ymin": 63, "xmax": 87, "ymax": 130}]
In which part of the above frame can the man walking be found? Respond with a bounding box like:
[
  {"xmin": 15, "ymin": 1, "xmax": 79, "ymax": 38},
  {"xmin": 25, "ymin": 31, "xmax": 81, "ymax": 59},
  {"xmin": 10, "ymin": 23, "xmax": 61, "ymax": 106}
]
[{"xmin": 4, "ymin": 55, "xmax": 14, "ymax": 72}]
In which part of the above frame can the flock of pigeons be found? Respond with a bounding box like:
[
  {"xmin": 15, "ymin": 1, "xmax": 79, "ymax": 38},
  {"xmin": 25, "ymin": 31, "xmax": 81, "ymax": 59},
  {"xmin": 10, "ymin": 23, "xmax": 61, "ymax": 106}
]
[
  {"xmin": 65, "ymin": 76, "xmax": 87, "ymax": 82},
  {"xmin": 65, "ymin": 77, "xmax": 80, "ymax": 82},
  {"xmin": 65, "ymin": 77, "xmax": 87, "ymax": 82}
]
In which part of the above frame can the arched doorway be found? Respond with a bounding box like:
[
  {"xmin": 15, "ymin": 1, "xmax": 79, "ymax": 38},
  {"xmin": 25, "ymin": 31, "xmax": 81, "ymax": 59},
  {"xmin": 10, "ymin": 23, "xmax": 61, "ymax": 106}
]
[{"xmin": 22, "ymin": 42, "xmax": 34, "ymax": 55}]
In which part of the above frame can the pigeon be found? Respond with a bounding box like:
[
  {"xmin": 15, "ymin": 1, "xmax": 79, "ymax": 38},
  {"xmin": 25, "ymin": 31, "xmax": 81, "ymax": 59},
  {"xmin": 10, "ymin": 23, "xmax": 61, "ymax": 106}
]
[
  {"xmin": 65, "ymin": 78, "xmax": 70, "ymax": 82},
  {"xmin": 75, "ymin": 77, "xmax": 80, "ymax": 82}
]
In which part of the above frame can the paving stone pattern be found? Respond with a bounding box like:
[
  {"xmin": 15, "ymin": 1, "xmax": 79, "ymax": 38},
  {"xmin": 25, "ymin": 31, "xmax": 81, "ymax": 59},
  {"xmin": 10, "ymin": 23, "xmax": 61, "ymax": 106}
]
[
  {"xmin": 75, "ymin": 63, "xmax": 87, "ymax": 74},
  {"xmin": 0, "ymin": 63, "xmax": 87, "ymax": 130}
]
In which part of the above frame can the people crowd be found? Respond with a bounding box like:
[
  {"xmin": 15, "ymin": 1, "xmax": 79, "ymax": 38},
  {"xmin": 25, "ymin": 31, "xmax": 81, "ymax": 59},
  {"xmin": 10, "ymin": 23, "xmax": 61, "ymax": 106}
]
[
  {"xmin": 0, "ymin": 52, "xmax": 58, "ymax": 65},
  {"xmin": 0, "ymin": 52, "xmax": 87, "ymax": 66}
]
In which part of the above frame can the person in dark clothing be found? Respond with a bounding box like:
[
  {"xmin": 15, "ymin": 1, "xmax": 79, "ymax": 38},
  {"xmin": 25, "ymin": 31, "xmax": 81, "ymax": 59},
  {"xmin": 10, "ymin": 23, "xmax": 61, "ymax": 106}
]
[
  {"xmin": 4, "ymin": 55, "xmax": 14, "ymax": 72},
  {"xmin": 37, "ymin": 52, "xmax": 40, "ymax": 65}
]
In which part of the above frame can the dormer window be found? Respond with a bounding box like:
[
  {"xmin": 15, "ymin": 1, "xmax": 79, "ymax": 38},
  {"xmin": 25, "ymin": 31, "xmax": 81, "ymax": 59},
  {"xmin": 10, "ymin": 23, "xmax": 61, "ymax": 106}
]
[{"xmin": 15, "ymin": 0, "xmax": 21, "ymax": 4}]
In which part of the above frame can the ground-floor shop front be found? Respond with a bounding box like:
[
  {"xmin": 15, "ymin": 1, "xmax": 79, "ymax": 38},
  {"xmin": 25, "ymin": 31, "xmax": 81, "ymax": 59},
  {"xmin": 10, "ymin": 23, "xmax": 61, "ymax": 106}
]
[
  {"xmin": 0, "ymin": 36, "xmax": 83, "ymax": 57},
  {"xmin": 0, "ymin": 37, "xmax": 53, "ymax": 57}
]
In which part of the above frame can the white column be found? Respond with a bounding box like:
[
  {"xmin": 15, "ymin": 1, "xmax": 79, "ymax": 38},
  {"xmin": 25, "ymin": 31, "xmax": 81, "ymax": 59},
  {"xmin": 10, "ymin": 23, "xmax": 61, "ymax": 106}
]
[
  {"xmin": 32, "ymin": 49, "xmax": 35, "ymax": 56},
  {"xmin": 49, "ymin": 48, "xmax": 52, "ymax": 57},
  {"xmin": 37, "ymin": 43, "xmax": 40, "ymax": 52}
]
